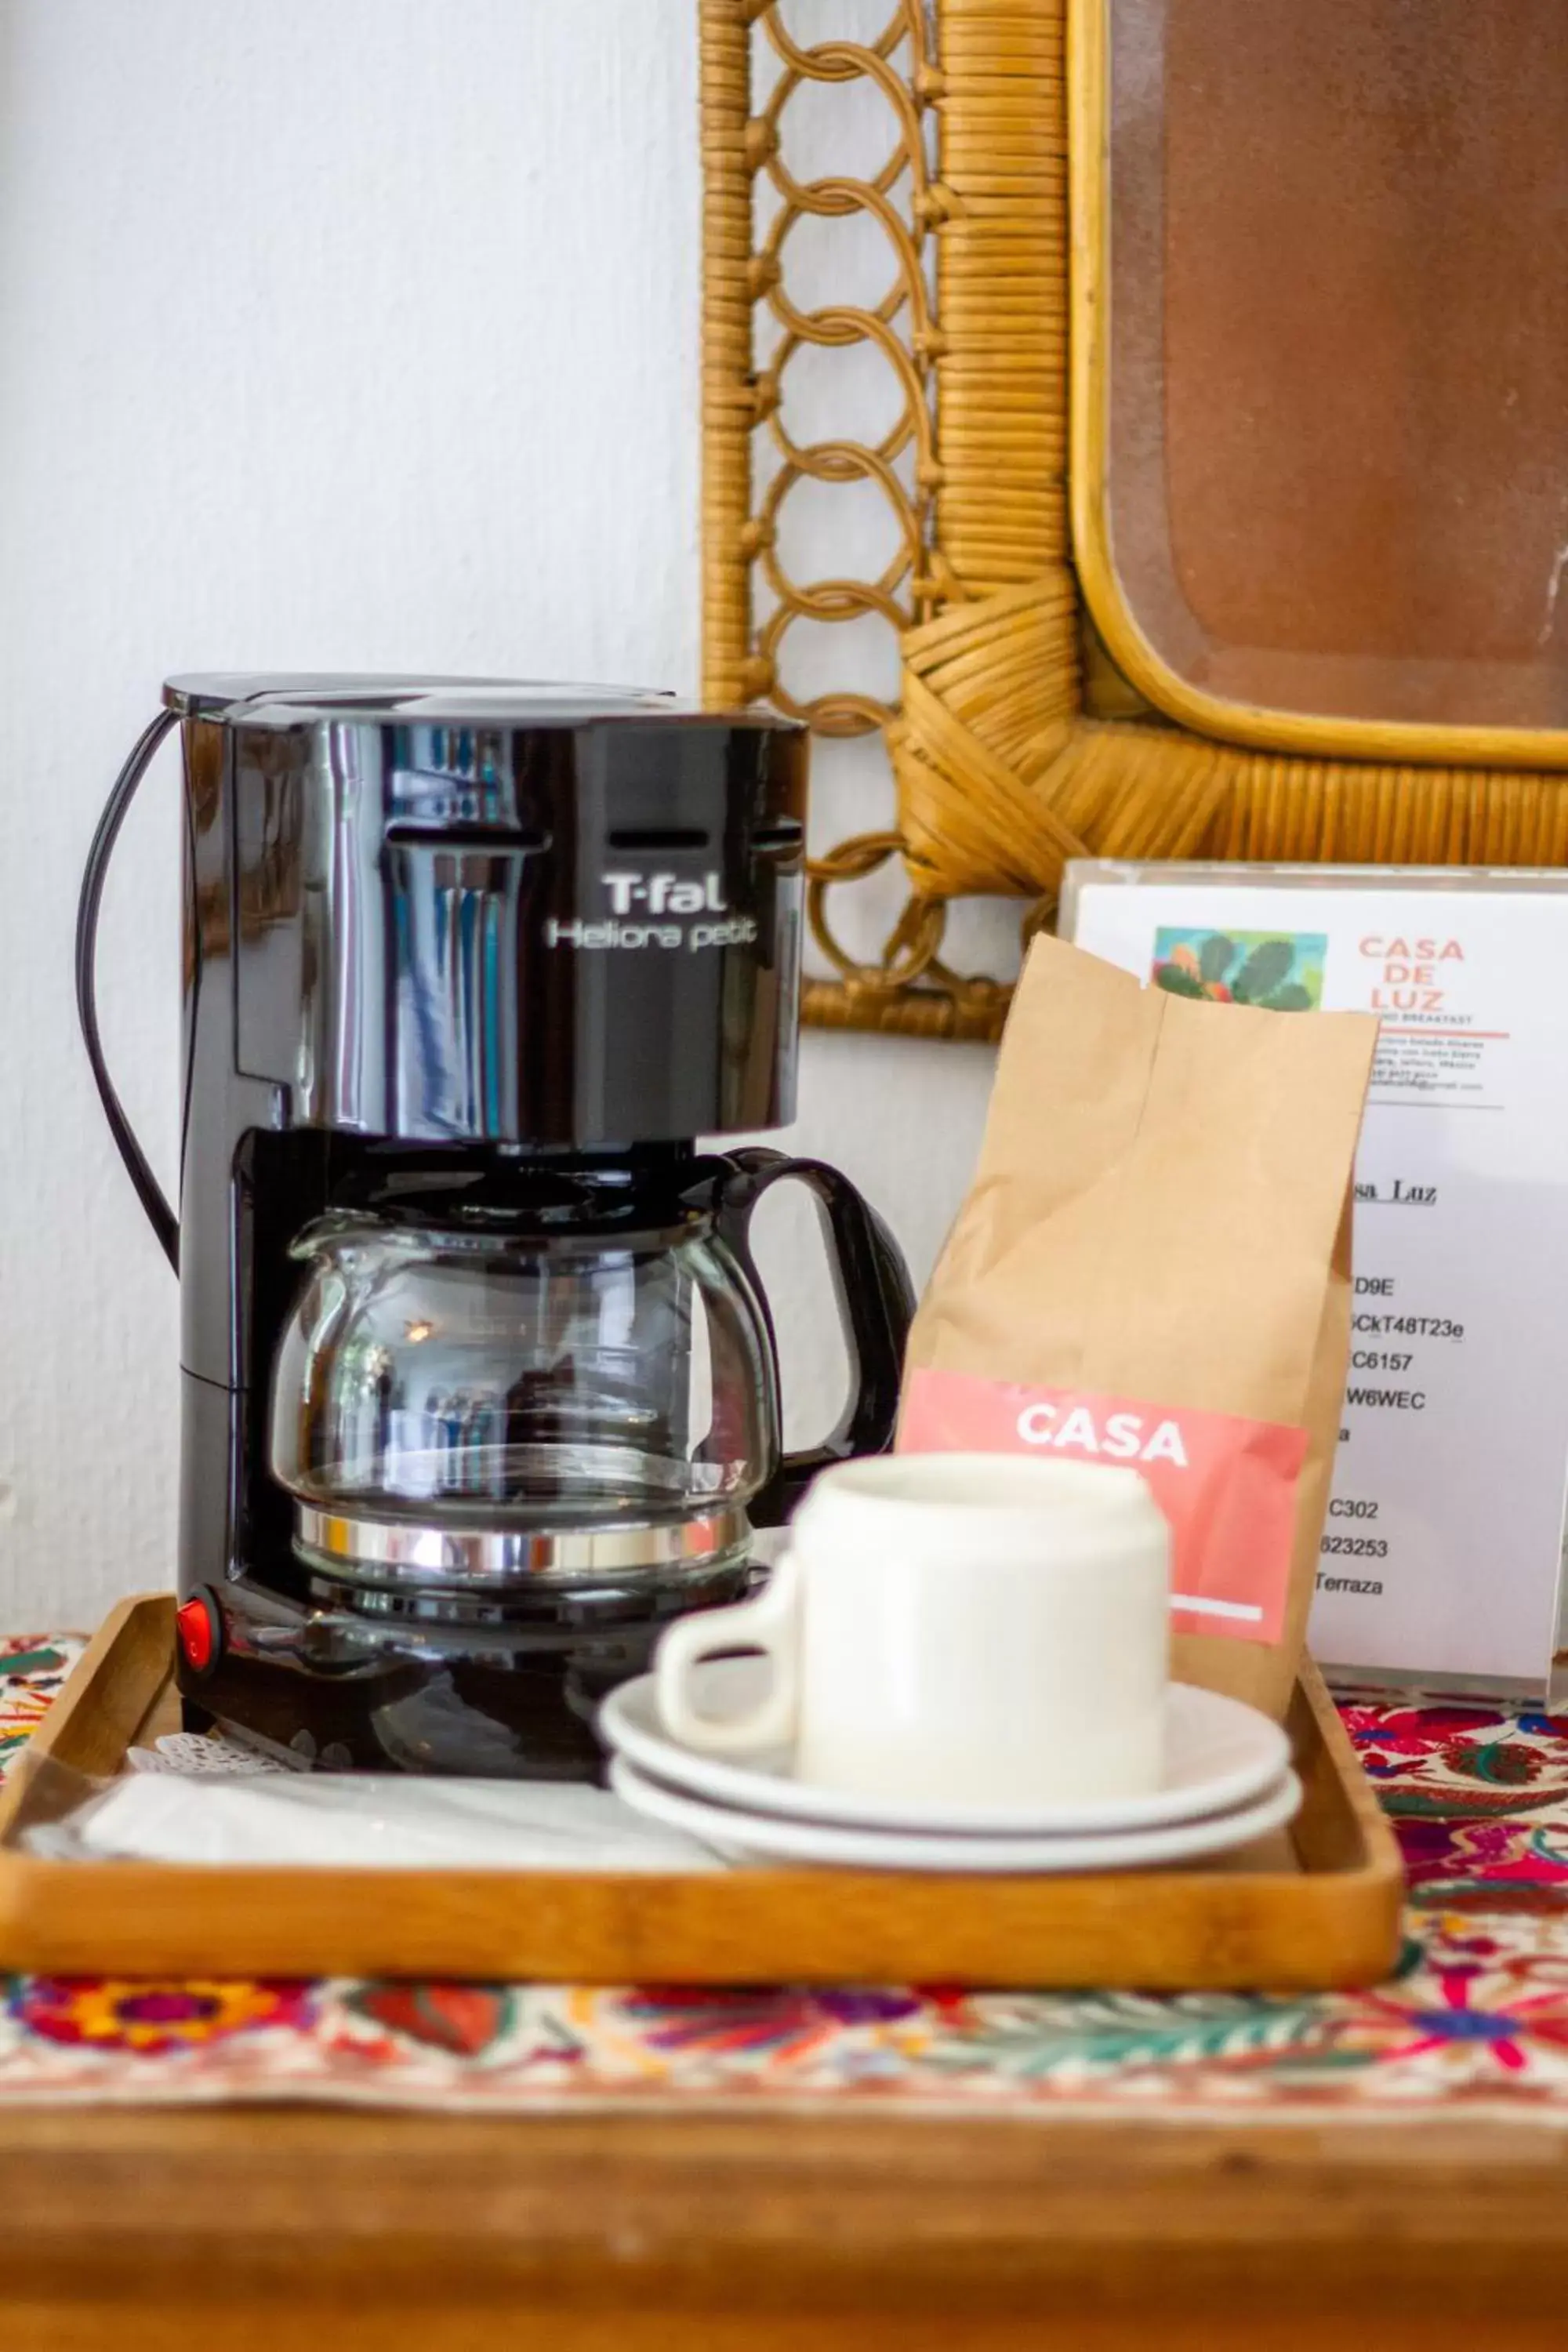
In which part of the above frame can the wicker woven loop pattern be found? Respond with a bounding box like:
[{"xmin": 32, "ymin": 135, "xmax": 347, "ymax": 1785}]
[
  {"xmin": 702, "ymin": 0, "xmax": 1000, "ymax": 1031},
  {"xmin": 700, "ymin": 1, "xmax": 1568, "ymax": 1041}
]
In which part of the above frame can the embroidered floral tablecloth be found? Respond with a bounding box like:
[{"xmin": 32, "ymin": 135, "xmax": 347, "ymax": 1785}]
[{"xmin": 3, "ymin": 1634, "xmax": 1568, "ymax": 2116}]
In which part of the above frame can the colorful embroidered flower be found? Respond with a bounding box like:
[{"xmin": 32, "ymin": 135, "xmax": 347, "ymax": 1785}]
[
  {"xmin": 1312, "ymin": 1926, "xmax": 1568, "ymax": 2090},
  {"xmin": 0, "ymin": 1642, "xmax": 73, "ymax": 1675},
  {"xmin": 1402, "ymin": 1817, "xmax": 1568, "ymax": 1904},
  {"xmin": 615, "ymin": 1985, "xmax": 922, "ymax": 2061},
  {"xmin": 1439, "ymin": 1734, "xmax": 1549, "ymax": 1788},
  {"xmin": 1341, "ymin": 1702, "xmax": 1501, "ymax": 1749},
  {"xmin": 14, "ymin": 1976, "xmax": 313, "ymax": 2054},
  {"xmin": 344, "ymin": 1982, "xmax": 519, "ymax": 2059}
]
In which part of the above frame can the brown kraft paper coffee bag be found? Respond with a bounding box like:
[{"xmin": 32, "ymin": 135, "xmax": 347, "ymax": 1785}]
[{"xmin": 899, "ymin": 935, "xmax": 1378, "ymax": 1718}]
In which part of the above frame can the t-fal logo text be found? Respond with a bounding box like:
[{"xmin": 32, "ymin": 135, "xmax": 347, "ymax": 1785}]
[
  {"xmin": 602, "ymin": 871, "xmax": 728, "ymax": 916},
  {"xmin": 543, "ymin": 865, "xmax": 757, "ymax": 952}
]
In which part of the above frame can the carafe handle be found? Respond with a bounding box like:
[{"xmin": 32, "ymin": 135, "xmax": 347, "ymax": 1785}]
[
  {"xmin": 712, "ymin": 1146, "xmax": 914, "ymax": 1527},
  {"xmin": 74, "ymin": 709, "xmax": 181, "ymax": 1270}
]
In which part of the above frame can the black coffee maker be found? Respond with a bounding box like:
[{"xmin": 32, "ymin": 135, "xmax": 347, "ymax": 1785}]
[{"xmin": 78, "ymin": 677, "xmax": 913, "ymax": 1774}]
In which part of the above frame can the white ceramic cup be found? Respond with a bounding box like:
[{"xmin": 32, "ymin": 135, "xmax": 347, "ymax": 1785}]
[{"xmin": 654, "ymin": 1453, "xmax": 1171, "ymax": 1806}]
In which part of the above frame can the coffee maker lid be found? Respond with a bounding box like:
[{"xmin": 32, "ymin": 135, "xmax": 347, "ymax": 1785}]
[{"xmin": 161, "ymin": 675, "xmax": 800, "ymax": 732}]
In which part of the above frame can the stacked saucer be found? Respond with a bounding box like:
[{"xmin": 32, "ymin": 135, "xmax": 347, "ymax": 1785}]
[{"xmin": 600, "ymin": 1658, "xmax": 1301, "ymax": 1872}]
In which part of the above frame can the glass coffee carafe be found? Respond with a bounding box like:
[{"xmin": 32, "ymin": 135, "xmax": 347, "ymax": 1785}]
[{"xmin": 268, "ymin": 1151, "xmax": 909, "ymax": 1606}]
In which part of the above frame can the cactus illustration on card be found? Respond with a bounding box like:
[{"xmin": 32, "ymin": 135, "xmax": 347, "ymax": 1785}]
[{"xmin": 1152, "ymin": 928, "xmax": 1326, "ymax": 1011}]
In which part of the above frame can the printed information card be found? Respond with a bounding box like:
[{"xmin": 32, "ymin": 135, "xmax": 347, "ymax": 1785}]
[{"xmin": 1063, "ymin": 863, "xmax": 1568, "ymax": 1700}]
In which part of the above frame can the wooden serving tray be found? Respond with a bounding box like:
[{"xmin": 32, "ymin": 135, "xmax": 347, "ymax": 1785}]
[{"xmin": 0, "ymin": 1596, "xmax": 1403, "ymax": 1988}]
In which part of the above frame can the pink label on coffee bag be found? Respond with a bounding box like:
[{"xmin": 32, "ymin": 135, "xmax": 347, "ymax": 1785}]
[{"xmin": 899, "ymin": 1368, "xmax": 1308, "ymax": 1643}]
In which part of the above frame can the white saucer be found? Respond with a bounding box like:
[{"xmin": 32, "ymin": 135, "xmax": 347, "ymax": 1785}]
[
  {"xmin": 607, "ymin": 1756, "xmax": 1303, "ymax": 1874},
  {"xmin": 599, "ymin": 1660, "xmax": 1291, "ymax": 1835}
]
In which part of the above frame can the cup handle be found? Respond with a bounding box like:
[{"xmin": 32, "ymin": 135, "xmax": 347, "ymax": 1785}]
[{"xmin": 655, "ymin": 1553, "xmax": 800, "ymax": 1754}]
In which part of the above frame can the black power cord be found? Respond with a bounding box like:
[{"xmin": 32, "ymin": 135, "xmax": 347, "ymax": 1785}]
[{"xmin": 74, "ymin": 708, "xmax": 180, "ymax": 1271}]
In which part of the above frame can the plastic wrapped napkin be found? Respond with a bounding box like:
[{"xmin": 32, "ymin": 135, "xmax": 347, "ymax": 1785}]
[{"xmin": 22, "ymin": 1771, "xmax": 727, "ymax": 1871}]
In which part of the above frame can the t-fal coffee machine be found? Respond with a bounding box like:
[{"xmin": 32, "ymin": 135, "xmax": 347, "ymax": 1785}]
[{"xmin": 78, "ymin": 678, "xmax": 913, "ymax": 1774}]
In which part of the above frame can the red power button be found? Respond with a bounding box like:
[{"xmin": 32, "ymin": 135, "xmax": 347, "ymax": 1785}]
[{"xmin": 176, "ymin": 1591, "xmax": 220, "ymax": 1676}]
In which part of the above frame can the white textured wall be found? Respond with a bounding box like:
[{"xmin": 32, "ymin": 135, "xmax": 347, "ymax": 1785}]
[{"xmin": 0, "ymin": 0, "xmax": 997, "ymax": 1628}]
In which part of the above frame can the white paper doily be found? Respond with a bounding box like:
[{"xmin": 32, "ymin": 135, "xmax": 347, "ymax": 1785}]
[{"xmin": 125, "ymin": 1733, "xmax": 285, "ymax": 1777}]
